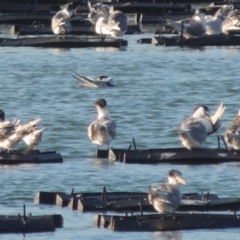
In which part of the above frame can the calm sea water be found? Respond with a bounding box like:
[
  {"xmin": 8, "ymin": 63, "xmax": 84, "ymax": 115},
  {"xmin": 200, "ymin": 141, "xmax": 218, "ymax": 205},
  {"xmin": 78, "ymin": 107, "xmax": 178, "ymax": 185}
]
[{"xmin": 1, "ymin": 23, "xmax": 240, "ymax": 240}]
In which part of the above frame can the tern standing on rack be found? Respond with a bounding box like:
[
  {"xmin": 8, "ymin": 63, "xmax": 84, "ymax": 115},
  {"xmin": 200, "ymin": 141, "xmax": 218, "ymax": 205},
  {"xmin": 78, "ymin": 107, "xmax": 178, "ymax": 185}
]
[
  {"xmin": 148, "ymin": 170, "xmax": 186, "ymax": 213},
  {"xmin": 178, "ymin": 103, "xmax": 226, "ymax": 150},
  {"xmin": 88, "ymin": 99, "xmax": 116, "ymax": 148}
]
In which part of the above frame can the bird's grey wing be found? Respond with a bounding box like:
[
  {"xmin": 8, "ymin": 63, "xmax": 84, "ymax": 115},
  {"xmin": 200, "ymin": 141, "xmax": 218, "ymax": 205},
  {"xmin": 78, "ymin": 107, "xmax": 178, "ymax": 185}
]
[
  {"xmin": 222, "ymin": 17, "xmax": 235, "ymax": 32},
  {"xmin": 214, "ymin": 6, "xmax": 233, "ymax": 19},
  {"xmin": 226, "ymin": 116, "xmax": 240, "ymax": 139},
  {"xmin": 72, "ymin": 73, "xmax": 99, "ymax": 88},
  {"xmin": 52, "ymin": 12, "xmax": 69, "ymax": 28},
  {"xmin": 108, "ymin": 11, "xmax": 128, "ymax": 32},
  {"xmin": 181, "ymin": 118, "xmax": 207, "ymax": 144},
  {"xmin": 185, "ymin": 21, "xmax": 205, "ymax": 36},
  {"xmin": 223, "ymin": 10, "xmax": 240, "ymax": 32},
  {"xmin": 88, "ymin": 121, "xmax": 97, "ymax": 141},
  {"xmin": 154, "ymin": 184, "xmax": 180, "ymax": 204},
  {"xmin": 104, "ymin": 119, "xmax": 116, "ymax": 139}
]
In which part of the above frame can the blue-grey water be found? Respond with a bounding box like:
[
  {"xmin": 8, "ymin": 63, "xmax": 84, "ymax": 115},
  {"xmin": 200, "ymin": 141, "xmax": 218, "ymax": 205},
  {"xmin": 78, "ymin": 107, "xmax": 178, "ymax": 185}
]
[{"xmin": 1, "ymin": 23, "xmax": 240, "ymax": 240}]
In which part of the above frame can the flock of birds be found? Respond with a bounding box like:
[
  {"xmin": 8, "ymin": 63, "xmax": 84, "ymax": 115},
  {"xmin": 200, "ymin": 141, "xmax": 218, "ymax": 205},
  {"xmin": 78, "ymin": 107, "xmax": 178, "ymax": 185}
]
[
  {"xmin": 51, "ymin": 1, "xmax": 128, "ymax": 39},
  {"xmin": 0, "ymin": 110, "xmax": 44, "ymax": 152},
  {"xmin": 1, "ymin": 98, "xmax": 239, "ymax": 213},
  {"xmin": 86, "ymin": 99, "xmax": 240, "ymax": 213},
  {"xmin": 3, "ymin": 1, "xmax": 240, "ymax": 216},
  {"xmin": 50, "ymin": 2, "xmax": 240, "ymax": 40},
  {"xmin": 88, "ymin": 99, "xmax": 240, "ymax": 152},
  {"xmin": 86, "ymin": 99, "xmax": 185, "ymax": 213},
  {"xmin": 163, "ymin": 5, "xmax": 240, "ymax": 39}
]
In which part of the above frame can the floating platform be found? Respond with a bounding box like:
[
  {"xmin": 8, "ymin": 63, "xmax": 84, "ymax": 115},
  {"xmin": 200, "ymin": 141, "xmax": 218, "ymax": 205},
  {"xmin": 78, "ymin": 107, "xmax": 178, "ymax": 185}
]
[
  {"xmin": 11, "ymin": 24, "xmax": 142, "ymax": 36},
  {"xmin": 137, "ymin": 34, "xmax": 240, "ymax": 47},
  {"xmin": 0, "ymin": 36, "xmax": 128, "ymax": 48},
  {"xmin": 0, "ymin": 205, "xmax": 63, "ymax": 233},
  {"xmin": 0, "ymin": 0, "xmax": 222, "ymax": 4},
  {"xmin": 34, "ymin": 187, "xmax": 240, "ymax": 212},
  {"xmin": 140, "ymin": 11, "xmax": 193, "ymax": 24},
  {"xmin": 0, "ymin": 149, "xmax": 63, "ymax": 164},
  {"xmin": 0, "ymin": 2, "xmax": 191, "ymax": 15},
  {"xmin": 95, "ymin": 212, "xmax": 240, "ymax": 231},
  {"xmin": 96, "ymin": 144, "xmax": 240, "ymax": 165}
]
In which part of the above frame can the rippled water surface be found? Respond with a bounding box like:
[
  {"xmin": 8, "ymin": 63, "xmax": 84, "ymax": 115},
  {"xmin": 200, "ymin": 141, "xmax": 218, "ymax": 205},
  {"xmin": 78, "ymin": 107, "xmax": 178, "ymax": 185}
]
[{"xmin": 1, "ymin": 24, "xmax": 240, "ymax": 240}]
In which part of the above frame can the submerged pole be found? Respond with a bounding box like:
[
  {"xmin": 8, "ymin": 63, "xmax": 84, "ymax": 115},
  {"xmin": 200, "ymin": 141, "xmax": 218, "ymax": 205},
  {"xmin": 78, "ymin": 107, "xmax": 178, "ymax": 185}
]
[
  {"xmin": 180, "ymin": 21, "xmax": 184, "ymax": 48},
  {"xmin": 221, "ymin": 135, "xmax": 228, "ymax": 151},
  {"xmin": 133, "ymin": 138, "xmax": 137, "ymax": 150}
]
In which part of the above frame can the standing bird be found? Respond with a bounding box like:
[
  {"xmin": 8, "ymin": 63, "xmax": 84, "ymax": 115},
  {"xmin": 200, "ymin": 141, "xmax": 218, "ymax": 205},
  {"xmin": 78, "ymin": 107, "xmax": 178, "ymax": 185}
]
[
  {"xmin": 222, "ymin": 9, "xmax": 240, "ymax": 34},
  {"xmin": 88, "ymin": 2, "xmax": 127, "ymax": 39},
  {"xmin": 107, "ymin": 8, "xmax": 128, "ymax": 39},
  {"xmin": 225, "ymin": 110, "xmax": 240, "ymax": 150},
  {"xmin": 148, "ymin": 170, "xmax": 186, "ymax": 213},
  {"xmin": 22, "ymin": 127, "xmax": 45, "ymax": 151},
  {"xmin": 214, "ymin": 4, "xmax": 234, "ymax": 20},
  {"xmin": 205, "ymin": 14, "xmax": 224, "ymax": 35},
  {"xmin": 88, "ymin": 99, "xmax": 116, "ymax": 148},
  {"xmin": 51, "ymin": 2, "xmax": 74, "ymax": 35},
  {"xmin": 88, "ymin": 2, "xmax": 110, "ymax": 38},
  {"xmin": 163, "ymin": 11, "xmax": 206, "ymax": 38},
  {"xmin": 178, "ymin": 103, "xmax": 226, "ymax": 150},
  {"xmin": 0, "ymin": 118, "xmax": 42, "ymax": 152}
]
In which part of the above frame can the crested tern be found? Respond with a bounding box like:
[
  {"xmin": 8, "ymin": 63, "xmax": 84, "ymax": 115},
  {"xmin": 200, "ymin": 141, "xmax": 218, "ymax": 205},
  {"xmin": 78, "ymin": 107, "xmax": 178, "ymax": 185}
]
[
  {"xmin": 107, "ymin": 9, "xmax": 128, "ymax": 39},
  {"xmin": 23, "ymin": 127, "xmax": 45, "ymax": 150},
  {"xmin": 148, "ymin": 170, "xmax": 186, "ymax": 213},
  {"xmin": 88, "ymin": 2, "xmax": 110, "ymax": 37},
  {"xmin": 163, "ymin": 11, "xmax": 206, "ymax": 38},
  {"xmin": 0, "ymin": 118, "xmax": 42, "ymax": 152},
  {"xmin": 225, "ymin": 110, "xmax": 240, "ymax": 150},
  {"xmin": 51, "ymin": 3, "xmax": 74, "ymax": 35},
  {"xmin": 178, "ymin": 103, "xmax": 226, "ymax": 150},
  {"xmin": 88, "ymin": 2, "xmax": 127, "ymax": 38},
  {"xmin": 222, "ymin": 9, "xmax": 240, "ymax": 34},
  {"xmin": 72, "ymin": 72, "xmax": 116, "ymax": 88},
  {"xmin": 88, "ymin": 98, "xmax": 116, "ymax": 148},
  {"xmin": 0, "ymin": 109, "xmax": 42, "ymax": 152},
  {"xmin": 214, "ymin": 4, "xmax": 234, "ymax": 19}
]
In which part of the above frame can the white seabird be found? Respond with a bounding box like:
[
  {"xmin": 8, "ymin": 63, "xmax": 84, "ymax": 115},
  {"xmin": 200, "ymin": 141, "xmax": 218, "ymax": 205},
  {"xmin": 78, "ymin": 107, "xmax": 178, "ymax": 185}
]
[
  {"xmin": 178, "ymin": 103, "xmax": 226, "ymax": 150},
  {"xmin": 51, "ymin": 3, "xmax": 74, "ymax": 35},
  {"xmin": 107, "ymin": 9, "xmax": 128, "ymax": 39},
  {"xmin": 0, "ymin": 117, "xmax": 42, "ymax": 152},
  {"xmin": 87, "ymin": 2, "xmax": 110, "ymax": 37},
  {"xmin": 205, "ymin": 15, "xmax": 224, "ymax": 35},
  {"xmin": 163, "ymin": 11, "xmax": 206, "ymax": 38},
  {"xmin": 23, "ymin": 127, "xmax": 45, "ymax": 150},
  {"xmin": 88, "ymin": 98, "xmax": 116, "ymax": 148},
  {"xmin": 214, "ymin": 4, "xmax": 234, "ymax": 19},
  {"xmin": 148, "ymin": 170, "xmax": 186, "ymax": 213},
  {"xmin": 88, "ymin": 2, "xmax": 127, "ymax": 38},
  {"xmin": 222, "ymin": 9, "xmax": 240, "ymax": 34},
  {"xmin": 72, "ymin": 72, "xmax": 116, "ymax": 88},
  {"xmin": 225, "ymin": 110, "xmax": 240, "ymax": 150},
  {"xmin": 204, "ymin": 5, "xmax": 234, "ymax": 35}
]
